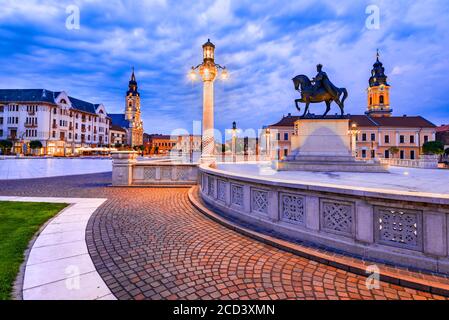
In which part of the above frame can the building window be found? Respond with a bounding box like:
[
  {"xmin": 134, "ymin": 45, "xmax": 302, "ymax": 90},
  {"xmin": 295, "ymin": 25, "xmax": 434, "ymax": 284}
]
[
  {"xmin": 362, "ymin": 150, "xmax": 367, "ymax": 158},
  {"xmin": 284, "ymin": 133, "xmax": 289, "ymax": 141},
  {"xmin": 379, "ymin": 95, "xmax": 384, "ymax": 104},
  {"xmin": 424, "ymin": 135, "xmax": 429, "ymax": 143},
  {"xmin": 52, "ymin": 131, "xmax": 56, "ymax": 138},
  {"xmin": 369, "ymin": 97, "xmax": 372, "ymax": 105},
  {"xmin": 410, "ymin": 135, "xmax": 415, "ymax": 144},
  {"xmin": 276, "ymin": 132, "xmax": 281, "ymax": 141},
  {"xmin": 384, "ymin": 150, "xmax": 390, "ymax": 159},
  {"xmin": 410, "ymin": 150, "xmax": 415, "ymax": 160},
  {"xmin": 371, "ymin": 150, "xmax": 375, "ymax": 158},
  {"xmin": 384, "ymin": 135, "xmax": 390, "ymax": 144},
  {"xmin": 371, "ymin": 133, "xmax": 375, "ymax": 141},
  {"xmin": 362, "ymin": 133, "xmax": 367, "ymax": 141},
  {"xmin": 284, "ymin": 149, "xmax": 288, "ymax": 157},
  {"xmin": 400, "ymin": 135, "xmax": 405, "ymax": 143},
  {"xmin": 400, "ymin": 150, "xmax": 405, "ymax": 159}
]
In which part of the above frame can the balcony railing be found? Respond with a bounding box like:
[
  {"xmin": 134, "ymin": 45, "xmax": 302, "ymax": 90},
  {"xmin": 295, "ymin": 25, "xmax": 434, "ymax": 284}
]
[
  {"xmin": 27, "ymin": 111, "xmax": 36, "ymax": 116},
  {"xmin": 52, "ymin": 123, "xmax": 57, "ymax": 129},
  {"xmin": 25, "ymin": 123, "xmax": 37, "ymax": 128}
]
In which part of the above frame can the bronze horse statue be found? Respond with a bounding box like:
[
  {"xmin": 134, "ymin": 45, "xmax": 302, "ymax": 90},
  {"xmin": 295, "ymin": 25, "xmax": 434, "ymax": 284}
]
[{"xmin": 292, "ymin": 74, "xmax": 348, "ymax": 117}]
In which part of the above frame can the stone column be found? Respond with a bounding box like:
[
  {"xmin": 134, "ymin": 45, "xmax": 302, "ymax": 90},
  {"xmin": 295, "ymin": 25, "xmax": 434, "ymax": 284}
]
[
  {"xmin": 201, "ymin": 80, "xmax": 215, "ymax": 164},
  {"xmin": 111, "ymin": 151, "xmax": 138, "ymax": 186}
]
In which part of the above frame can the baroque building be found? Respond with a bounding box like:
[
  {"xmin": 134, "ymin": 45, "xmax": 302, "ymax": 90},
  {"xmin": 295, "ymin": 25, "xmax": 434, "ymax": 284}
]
[
  {"xmin": 0, "ymin": 89, "xmax": 110, "ymax": 155},
  {"xmin": 263, "ymin": 52, "xmax": 436, "ymax": 161},
  {"xmin": 109, "ymin": 69, "xmax": 144, "ymax": 147}
]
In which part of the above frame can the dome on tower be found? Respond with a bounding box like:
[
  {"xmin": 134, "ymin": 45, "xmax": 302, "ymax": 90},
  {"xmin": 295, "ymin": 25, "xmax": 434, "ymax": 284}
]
[{"xmin": 369, "ymin": 50, "xmax": 389, "ymax": 87}]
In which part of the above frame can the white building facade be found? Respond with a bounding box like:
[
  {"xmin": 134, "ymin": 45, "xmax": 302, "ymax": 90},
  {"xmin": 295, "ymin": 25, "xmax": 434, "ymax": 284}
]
[{"xmin": 0, "ymin": 89, "xmax": 110, "ymax": 155}]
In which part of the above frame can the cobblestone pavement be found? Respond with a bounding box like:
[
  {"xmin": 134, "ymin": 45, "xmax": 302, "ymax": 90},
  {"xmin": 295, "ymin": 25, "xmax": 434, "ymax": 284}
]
[{"xmin": 0, "ymin": 173, "xmax": 445, "ymax": 300}]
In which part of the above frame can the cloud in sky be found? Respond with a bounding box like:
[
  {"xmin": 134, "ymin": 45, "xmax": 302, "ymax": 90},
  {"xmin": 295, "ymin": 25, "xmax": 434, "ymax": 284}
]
[{"xmin": 1, "ymin": 0, "xmax": 449, "ymax": 137}]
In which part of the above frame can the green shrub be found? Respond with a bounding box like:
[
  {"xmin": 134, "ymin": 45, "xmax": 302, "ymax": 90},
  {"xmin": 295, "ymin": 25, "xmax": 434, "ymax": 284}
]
[{"xmin": 422, "ymin": 141, "xmax": 444, "ymax": 155}]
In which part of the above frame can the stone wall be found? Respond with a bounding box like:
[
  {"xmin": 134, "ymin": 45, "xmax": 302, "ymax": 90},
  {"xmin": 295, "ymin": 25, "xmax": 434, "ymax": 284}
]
[
  {"xmin": 199, "ymin": 164, "xmax": 449, "ymax": 274},
  {"xmin": 112, "ymin": 151, "xmax": 198, "ymax": 186},
  {"xmin": 380, "ymin": 154, "xmax": 439, "ymax": 169}
]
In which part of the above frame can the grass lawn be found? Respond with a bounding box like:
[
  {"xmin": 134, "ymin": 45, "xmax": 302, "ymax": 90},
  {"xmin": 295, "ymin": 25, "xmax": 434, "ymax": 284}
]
[{"xmin": 0, "ymin": 201, "xmax": 68, "ymax": 300}]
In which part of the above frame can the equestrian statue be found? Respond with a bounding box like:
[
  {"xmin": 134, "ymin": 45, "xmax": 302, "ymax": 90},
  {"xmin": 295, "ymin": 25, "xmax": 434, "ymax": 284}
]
[{"xmin": 292, "ymin": 64, "xmax": 348, "ymax": 117}]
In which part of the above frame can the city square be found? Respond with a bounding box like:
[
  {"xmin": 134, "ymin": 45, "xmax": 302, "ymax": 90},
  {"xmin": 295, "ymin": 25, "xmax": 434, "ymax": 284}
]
[{"xmin": 1, "ymin": 0, "xmax": 449, "ymax": 312}]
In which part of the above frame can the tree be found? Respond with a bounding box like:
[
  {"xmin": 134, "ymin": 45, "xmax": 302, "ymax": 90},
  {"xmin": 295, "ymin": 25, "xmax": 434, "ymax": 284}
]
[
  {"xmin": 388, "ymin": 146, "xmax": 399, "ymax": 158},
  {"xmin": 422, "ymin": 141, "xmax": 444, "ymax": 155},
  {"xmin": 29, "ymin": 140, "xmax": 43, "ymax": 150},
  {"xmin": 0, "ymin": 140, "xmax": 13, "ymax": 155},
  {"xmin": 114, "ymin": 142, "xmax": 122, "ymax": 149},
  {"xmin": 29, "ymin": 140, "xmax": 43, "ymax": 156}
]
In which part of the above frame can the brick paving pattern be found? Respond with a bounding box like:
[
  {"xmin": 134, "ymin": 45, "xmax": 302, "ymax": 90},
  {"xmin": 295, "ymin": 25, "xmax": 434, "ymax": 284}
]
[{"xmin": 0, "ymin": 173, "xmax": 445, "ymax": 300}]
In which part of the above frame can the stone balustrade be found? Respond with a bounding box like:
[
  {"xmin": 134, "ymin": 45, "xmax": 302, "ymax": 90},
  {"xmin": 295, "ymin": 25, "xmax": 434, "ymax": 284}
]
[
  {"xmin": 199, "ymin": 164, "xmax": 449, "ymax": 274},
  {"xmin": 380, "ymin": 155, "xmax": 439, "ymax": 169},
  {"xmin": 112, "ymin": 151, "xmax": 198, "ymax": 186}
]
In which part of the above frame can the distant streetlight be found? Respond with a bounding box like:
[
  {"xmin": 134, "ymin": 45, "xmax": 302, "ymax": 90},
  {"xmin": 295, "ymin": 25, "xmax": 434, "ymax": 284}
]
[
  {"xmin": 189, "ymin": 39, "xmax": 229, "ymax": 164},
  {"xmin": 349, "ymin": 122, "xmax": 360, "ymax": 158},
  {"xmin": 232, "ymin": 121, "xmax": 237, "ymax": 162}
]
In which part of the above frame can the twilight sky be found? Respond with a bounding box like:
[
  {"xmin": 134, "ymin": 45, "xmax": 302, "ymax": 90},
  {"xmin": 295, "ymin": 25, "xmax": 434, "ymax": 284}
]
[{"xmin": 1, "ymin": 0, "xmax": 449, "ymax": 137}]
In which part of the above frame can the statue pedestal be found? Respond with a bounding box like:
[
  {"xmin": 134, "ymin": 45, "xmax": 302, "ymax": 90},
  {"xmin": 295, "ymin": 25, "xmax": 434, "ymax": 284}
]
[{"xmin": 275, "ymin": 118, "xmax": 388, "ymax": 172}]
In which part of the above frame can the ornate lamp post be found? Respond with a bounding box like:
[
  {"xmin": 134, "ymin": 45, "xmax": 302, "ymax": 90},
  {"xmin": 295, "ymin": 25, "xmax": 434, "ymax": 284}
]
[{"xmin": 189, "ymin": 39, "xmax": 228, "ymax": 164}]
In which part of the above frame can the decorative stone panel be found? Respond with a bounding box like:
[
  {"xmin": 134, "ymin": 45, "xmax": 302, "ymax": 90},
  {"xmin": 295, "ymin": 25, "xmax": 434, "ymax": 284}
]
[
  {"xmin": 375, "ymin": 206, "xmax": 422, "ymax": 251},
  {"xmin": 161, "ymin": 168, "xmax": 172, "ymax": 180},
  {"xmin": 231, "ymin": 184, "xmax": 244, "ymax": 207},
  {"xmin": 320, "ymin": 199, "xmax": 354, "ymax": 237},
  {"xmin": 208, "ymin": 176, "xmax": 215, "ymax": 197},
  {"xmin": 217, "ymin": 180, "xmax": 227, "ymax": 203},
  {"xmin": 280, "ymin": 193, "xmax": 305, "ymax": 225},
  {"xmin": 201, "ymin": 173, "xmax": 207, "ymax": 191},
  {"xmin": 143, "ymin": 167, "xmax": 157, "ymax": 181},
  {"xmin": 251, "ymin": 189, "xmax": 269, "ymax": 215},
  {"xmin": 176, "ymin": 167, "xmax": 190, "ymax": 181}
]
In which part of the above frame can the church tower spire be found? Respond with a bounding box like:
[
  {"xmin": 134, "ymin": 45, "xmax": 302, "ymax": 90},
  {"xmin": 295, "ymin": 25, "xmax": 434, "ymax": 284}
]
[
  {"xmin": 366, "ymin": 50, "xmax": 392, "ymax": 117},
  {"xmin": 125, "ymin": 67, "xmax": 143, "ymax": 146},
  {"xmin": 127, "ymin": 67, "xmax": 139, "ymax": 96}
]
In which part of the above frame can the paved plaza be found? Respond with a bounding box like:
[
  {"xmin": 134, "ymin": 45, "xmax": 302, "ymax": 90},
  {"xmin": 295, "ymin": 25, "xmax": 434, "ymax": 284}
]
[
  {"xmin": 0, "ymin": 158, "xmax": 112, "ymax": 180},
  {"xmin": 0, "ymin": 172, "xmax": 446, "ymax": 300},
  {"xmin": 218, "ymin": 162, "xmax": 449, "ymax": 195}
]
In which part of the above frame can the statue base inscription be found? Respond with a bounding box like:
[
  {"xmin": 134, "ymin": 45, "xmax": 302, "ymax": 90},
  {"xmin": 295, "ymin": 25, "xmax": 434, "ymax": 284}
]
[{"xmin": 275, "ymin": 118, "xmax": 388, "ymax": 173}]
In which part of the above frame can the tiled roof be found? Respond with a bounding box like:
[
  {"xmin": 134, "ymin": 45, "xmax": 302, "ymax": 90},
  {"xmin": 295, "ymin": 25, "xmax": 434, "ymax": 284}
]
[
  {"xmin": 0, "ymin": 89, "xmax": 102, "ymax": 115},
  {"xmin": 371, "ymin": 116, "xmax": 436, "ymax": 128},
  {"xmin": 268, "ymin": 113, "xmax": 436, "ymax": 128},
  {"xmin": 109, "ymin": 114, "xmax": 130, "ymax": 129},
  {"xmin": 0, "ymin": 89, "xmax": 56, "ymax": 104},
  {"xmin": 436, "ymin": 125, "xmax": 449, "ymax": 132},
  {"xmin": 267, "ymin": 114, "xmax": 301, "ymax": 127},
  {"xmin": 111, "ymin": 124, "xmax": 127, "ymax": 132},
  {"xmin": 67, "ymin": 96, "xmax": 97, "ymax": 114}
]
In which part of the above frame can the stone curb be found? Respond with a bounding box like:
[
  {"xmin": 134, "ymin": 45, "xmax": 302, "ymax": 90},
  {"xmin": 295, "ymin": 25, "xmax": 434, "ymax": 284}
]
[{"xmin": 188, "ymin": 186, "xmax": 449, "ymax": 297}]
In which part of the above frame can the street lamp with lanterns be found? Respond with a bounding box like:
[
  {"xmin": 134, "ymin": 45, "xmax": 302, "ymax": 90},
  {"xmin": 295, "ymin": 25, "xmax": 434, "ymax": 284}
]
[{"xmin": 189, "ymin": 39, "xmax": 229, "ymax": 164}]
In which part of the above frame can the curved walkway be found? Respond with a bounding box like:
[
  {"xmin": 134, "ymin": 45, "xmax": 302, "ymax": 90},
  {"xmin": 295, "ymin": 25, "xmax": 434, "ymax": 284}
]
[
  {"xmin": 0, "ymin": 173, "xmax": 445, "ymax": 300},
  {"xmin": 2, "ymin": 196, "xmax": 114, "ymax": 300}
]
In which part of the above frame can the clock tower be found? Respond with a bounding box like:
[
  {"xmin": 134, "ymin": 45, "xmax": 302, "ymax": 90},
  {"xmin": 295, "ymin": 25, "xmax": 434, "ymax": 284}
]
[
  {"xmin": 125, "ymin": 68, "xmax": 143, "ymax": 146},
  {"xmin": 366, "ymin": 50, "xmax": 392, "ymax": 117}
]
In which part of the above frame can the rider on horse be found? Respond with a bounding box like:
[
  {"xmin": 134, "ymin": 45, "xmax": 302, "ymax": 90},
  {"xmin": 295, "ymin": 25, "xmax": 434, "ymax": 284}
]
[{"xmin": 312, "ymin": 64, "xmax": 338, "ymax": 98}]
